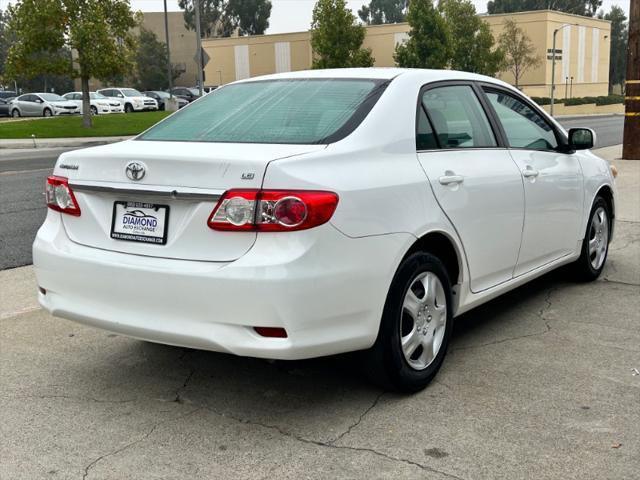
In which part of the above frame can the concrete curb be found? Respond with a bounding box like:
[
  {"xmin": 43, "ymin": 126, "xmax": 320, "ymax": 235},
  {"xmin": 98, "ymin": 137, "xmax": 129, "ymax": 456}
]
[{"xmin": 0, "ymin": 136, "xmax": 133, "ymax": 149}]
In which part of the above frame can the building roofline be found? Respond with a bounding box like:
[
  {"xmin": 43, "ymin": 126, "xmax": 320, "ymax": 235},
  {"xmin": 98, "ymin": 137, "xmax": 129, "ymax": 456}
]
[{"xmin": 480, "ymin": 9, "xmax": 610, "ymax": 24}]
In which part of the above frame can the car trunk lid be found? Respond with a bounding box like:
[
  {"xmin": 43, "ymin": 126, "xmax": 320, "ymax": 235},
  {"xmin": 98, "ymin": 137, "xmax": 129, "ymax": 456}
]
[{"xmin": 56, "ymin": 140, "xmax": 325, "ymax": 262}]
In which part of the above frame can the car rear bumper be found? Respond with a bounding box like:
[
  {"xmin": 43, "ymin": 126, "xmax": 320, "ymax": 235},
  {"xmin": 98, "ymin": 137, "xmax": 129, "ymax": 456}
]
[{"xmin": 33, "ymin": 212, "xmax": 409, "ymax": 360}]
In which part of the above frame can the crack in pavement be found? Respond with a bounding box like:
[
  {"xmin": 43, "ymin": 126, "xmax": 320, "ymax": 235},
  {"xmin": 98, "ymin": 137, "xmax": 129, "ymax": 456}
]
[
  {"xmin": 82, "ymin": 407, "xmax": 203, "ymax": 480},
  {"xmin": 453, "ymin": 287, "xmax": 556, "ymax": 351},
  {"xmin": 201, "ymin": 404, "xmax": 466, "ymax": 480},
  {"xmin": 328, "ymin": 391, "xmax": 385, "ymax": 446},
  {"xmin": 172, "ymin": 349, "xmax": 196, "ymax": 404},
  {"xmin": 600, "ymin": 278, "xmax": 640, "ymax": 287}
]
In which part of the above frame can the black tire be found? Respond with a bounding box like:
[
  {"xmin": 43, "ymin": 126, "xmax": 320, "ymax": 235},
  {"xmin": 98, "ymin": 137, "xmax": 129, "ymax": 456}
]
[
  {"xmin": 43, "ymin": 108, "xmax": 52, "ymax": 117},
  {"xmin": 124, "ymin": 103, "xmax": 134, "ymax": 113},
  {"xmin": 362, "ymin": 252, "xmax": 453, "ymax": 393},
  {"xmin": 11, "ymin": 109, "xmax": 20, "ymax": 118},
  {"xmin": 90, "ymin": 105, "xmax": 98, "ymax": 115},
  {"xmin": 571, "ymin": 196, "xmax": 611, "ymax": 282}
]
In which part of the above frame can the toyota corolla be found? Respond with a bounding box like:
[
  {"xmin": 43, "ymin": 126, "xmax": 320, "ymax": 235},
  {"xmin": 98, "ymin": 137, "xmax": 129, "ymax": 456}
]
[{"xmin": 33, "ymin": 69, "xmax": 615, "ymax": 392}]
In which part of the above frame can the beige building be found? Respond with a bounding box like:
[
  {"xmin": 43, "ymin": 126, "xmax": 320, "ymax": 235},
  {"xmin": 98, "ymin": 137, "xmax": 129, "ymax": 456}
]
[
  {"xmin": 141, "ymin": 12, "xmax": 199, "ymax": 88},
  {"xmin": 202, "ymin": 10, "xmax": 611, "ymax": 99}
]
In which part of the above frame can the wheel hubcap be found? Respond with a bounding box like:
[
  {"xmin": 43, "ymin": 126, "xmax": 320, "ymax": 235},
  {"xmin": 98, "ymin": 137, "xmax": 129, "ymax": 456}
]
[
  {"xmin": 588, "ymin": 206, "xmax": 608, "ymax": 270},
  {"xmin": 400, "ymin": 272, "xmax": 447, "ymax": 371}
]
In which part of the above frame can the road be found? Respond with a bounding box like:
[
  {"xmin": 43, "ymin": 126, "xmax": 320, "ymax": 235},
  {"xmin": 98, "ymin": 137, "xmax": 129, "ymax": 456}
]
[{"xmin": 0, "ymin": 115, "xmax": 625, "ymax": 270}]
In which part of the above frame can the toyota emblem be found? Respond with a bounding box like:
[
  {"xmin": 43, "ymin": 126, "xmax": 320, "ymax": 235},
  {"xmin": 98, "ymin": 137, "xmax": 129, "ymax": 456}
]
[{"xmin": 125, "ymin": 162, "xmax": 146, "ymax": 181}]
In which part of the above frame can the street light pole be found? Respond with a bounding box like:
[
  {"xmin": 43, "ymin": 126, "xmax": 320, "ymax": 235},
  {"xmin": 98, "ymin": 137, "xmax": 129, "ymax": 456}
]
[
  {"xmin": 550, "ymin": 23, "xmax": 577, "ymax": 117},
  {"xmin": 194, "ymin": 0, "xmax": 204, "ymax": 97},
  {"xmin": 163, "ymin": 0, "xmax": 174, "ymax": 99},
  {"xmin": 550, "ymin": 29, "xmax": 559, "ymax": 116}
]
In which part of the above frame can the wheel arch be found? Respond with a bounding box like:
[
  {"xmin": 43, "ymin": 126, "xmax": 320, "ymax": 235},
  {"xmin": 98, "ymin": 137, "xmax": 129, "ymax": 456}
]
[
  {"xmin": 595, "ymin": 184, "xmax": 615, "ymax": 239},
  {"xmin": 401, "ymin": 230, "xmax": 463, "ymax": 287}
]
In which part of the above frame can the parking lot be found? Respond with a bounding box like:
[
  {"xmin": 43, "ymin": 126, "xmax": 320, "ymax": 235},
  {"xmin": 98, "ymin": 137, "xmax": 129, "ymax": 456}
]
[{"xmin": 0, "ymin": 145, "xmax": 638, "ymax": 479}]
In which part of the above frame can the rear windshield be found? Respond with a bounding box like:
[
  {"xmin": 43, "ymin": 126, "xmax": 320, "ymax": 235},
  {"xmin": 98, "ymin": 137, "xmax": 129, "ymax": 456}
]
[{"xmin": 139, "ymin": 79, "xmax": 388, "ymax": 145}]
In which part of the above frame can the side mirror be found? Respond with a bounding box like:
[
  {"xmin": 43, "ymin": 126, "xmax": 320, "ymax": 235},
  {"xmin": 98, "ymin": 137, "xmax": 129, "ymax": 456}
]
[{"xmin": 568, "ymin": 128, "xmax": 595, "ymax": 150}]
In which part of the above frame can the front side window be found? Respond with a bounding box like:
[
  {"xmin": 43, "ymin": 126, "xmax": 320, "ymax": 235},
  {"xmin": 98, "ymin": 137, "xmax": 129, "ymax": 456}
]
[
  {"xmin": 484, "ymin": 90, "xmax": 558, "ymax": 150},
  {"xmin": 421, "ymin": 85, "xmax": 497, "ymax": 149},
  {"xmin": 140, "ymin": 79, "xmax": 388, "ymax": 145}
]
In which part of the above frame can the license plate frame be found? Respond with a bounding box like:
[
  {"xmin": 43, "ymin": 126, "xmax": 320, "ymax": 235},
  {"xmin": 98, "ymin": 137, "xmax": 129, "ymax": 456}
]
[{"xmin": 110, "ymin": 201, "xmax": 169, "ymax": 245}]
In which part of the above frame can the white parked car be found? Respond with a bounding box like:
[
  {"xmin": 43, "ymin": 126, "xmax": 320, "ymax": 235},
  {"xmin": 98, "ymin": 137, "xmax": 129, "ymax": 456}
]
[
  {"xmin": 96, "ymin": 87, "xmax": 158, "ymax": 113},
  {"xmin": 10, "ymin": 93, "xmax": 79, "ymax": 117},
  {"xmin": 34, "ymin": 69, "xmax": 615, "ymax": 392},
  {"xmin": 62, "ymin": 91, "xmax": 123, "ymax": 114}
]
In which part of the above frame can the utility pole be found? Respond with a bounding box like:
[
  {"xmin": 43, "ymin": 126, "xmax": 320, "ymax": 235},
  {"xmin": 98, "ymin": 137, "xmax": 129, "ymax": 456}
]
[
  {"xmin": 623, "ymin": 0, "xmax": 639, "ymax": 160},
  {"xmin": 194, "ymin": 0, "xmax": 204, "ymax": 97}
]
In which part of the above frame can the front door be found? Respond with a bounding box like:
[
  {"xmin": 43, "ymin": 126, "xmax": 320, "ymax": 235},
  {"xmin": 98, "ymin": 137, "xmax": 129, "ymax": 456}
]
[
  {"xmin": 417, "ymin": 84, "xmax": 525, "ymax": 293},
  {"xmin": 482, "ymin": 88, "xmax": 583, "ymax": 276}
]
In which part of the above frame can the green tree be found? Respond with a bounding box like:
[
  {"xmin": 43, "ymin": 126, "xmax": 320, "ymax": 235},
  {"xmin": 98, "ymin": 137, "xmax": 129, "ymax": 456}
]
[
  {"xmin": 134, "ymin": 28, "xmax": 180, "ymax": 91},
  {"xmin": 604, "ymin": 6, "xmax": 627, "ymax": 93},
  {"xmin": 179, "ymin": 0, "xmax": 272, "ymax": 38},
  {"xmin": 439, "ymin": 0, "xmax": 504, "ymax": 76},
  {"xmin": 487, "ymin": 0, "xmax": 602, "ymax": 17},
  {"xmin": 0, "ymin": 9, "xmax": 11, "ymax": 86},
  {"xmin": 6, "ymin": 0, "xmax": 139, "ymax": 128},
  {"xmin": 358, "ymin": 0, "xmax": 407, "ymax": 25},
  {"xmin": 498, "ymin": 19, "xmax": 541, "ymax": 88},
  {"xmin": 394, "ymin": 0, "xmax": 450, "ymax": 69},
  {"xmin": 228, "ymin": 0, "xmax": 272, "ymax": 35},
  {"xmin": 311, "ymin": 0, "xmax": 374, "ymax": 69}
]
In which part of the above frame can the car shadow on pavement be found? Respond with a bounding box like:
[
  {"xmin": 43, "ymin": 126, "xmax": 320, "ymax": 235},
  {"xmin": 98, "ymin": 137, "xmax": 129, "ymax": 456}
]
[{"xmin": 92, "ymin": 268, "xmax": 570, "ymax": 406}]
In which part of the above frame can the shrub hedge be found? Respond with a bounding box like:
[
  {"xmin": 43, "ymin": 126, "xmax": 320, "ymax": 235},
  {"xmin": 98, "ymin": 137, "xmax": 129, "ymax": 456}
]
[{"xmin": 529, "ymin": 94, "xmax": 623, "ymax": 107}]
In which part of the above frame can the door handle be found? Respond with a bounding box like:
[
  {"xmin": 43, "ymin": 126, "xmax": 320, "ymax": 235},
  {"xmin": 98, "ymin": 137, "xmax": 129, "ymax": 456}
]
[
  {"xmin": 439, "ymin": 174, "xmax": 464, "ymax": 186},
  {"xmin": 522, "ymin": 166, "xmax": 539, "ymax": 178}
]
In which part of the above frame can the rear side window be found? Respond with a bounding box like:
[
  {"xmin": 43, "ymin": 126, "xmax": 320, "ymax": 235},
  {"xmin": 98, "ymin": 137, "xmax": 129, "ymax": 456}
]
[
  {"xmin": 421, "ymin": 85, "xmax": 496, "ymax": 148},
  {"xmin": 484, "ymin": 90, "xmax": 558, "ymax": 150},
  {"xmin": 140, "ymin": 79, "xmax": 388, "ymax": 145}
]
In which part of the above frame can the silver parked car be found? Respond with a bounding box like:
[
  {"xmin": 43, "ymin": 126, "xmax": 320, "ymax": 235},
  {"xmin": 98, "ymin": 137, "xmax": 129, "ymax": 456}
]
[{"xmin": 10, "ymin": 93, "xmax": 79, "ymax": 117}]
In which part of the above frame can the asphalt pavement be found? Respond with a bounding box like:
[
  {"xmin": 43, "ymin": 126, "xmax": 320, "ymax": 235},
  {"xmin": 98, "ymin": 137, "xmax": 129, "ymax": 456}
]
[
  {"xmin": 1, "ymin": 145, "xmax": 638, "ymax": 480},
  {"xmin": 0, "ymin": 115, "xmax": 627, "ymax": 270}
]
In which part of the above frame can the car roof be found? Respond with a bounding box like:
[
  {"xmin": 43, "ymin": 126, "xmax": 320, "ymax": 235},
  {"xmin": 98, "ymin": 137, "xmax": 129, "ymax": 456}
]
[{"xmin": 234, "ymin": 67, "xmax": 512, "ymax": 90}]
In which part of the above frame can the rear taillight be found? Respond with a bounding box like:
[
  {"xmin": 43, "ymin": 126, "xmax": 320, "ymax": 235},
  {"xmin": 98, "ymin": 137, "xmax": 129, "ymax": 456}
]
[
  {"xmin": 45, "ymin": 176, "xmax": 81, "ymax": 216},
  {"xmin": 208, "ymin": 189, "xmax": 338, "ymax": 232}
]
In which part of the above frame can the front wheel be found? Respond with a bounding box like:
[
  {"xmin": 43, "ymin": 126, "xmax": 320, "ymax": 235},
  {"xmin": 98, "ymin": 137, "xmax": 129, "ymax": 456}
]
[
  {"xmin": 11, "ymin": 109, "xmax": 20, "ymax": 118},
  {"xmin": 124, "ymin": 103, "xmax": 134, "ymax": 113},
  {"xmin": 43, "ymin": 108, "xmax": 52, "ymax": 117},
  {"xmin": 363, "ymin": 252, "xmax": 453, "ymax": 393},
  {"xmin": 90, "ymin": 105, "xmax": 98, "ymax": 115},
  {"xmin": 571, "ymin": 196, "xmax": 611, "ymax": 281}
]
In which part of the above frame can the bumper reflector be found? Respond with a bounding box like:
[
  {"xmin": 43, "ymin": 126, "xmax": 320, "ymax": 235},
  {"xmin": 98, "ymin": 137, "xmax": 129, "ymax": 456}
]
[{"xmin": 254, "ymin": 327, "xmax": 288, "ymax": 338}]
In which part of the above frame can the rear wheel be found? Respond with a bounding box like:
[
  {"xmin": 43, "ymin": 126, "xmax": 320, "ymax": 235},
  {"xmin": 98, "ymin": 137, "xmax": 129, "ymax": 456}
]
[
  {"xmin": 11, "ymin": 109, "xmax": 20, "ymax": 118},
  {"xmin": 43, "ymin": 108, "xmax": 52, "ymax": 117},
  {"xmin": 571, "ymin": 196, "xmax": 610, "ymax": 281},
  {"xmin": 124, "ymin": 103, "xmax": 134, "ymax": 113},
  {"xmin": 363, "ymin": 252, "xmax": 453, "ymax": 393}
]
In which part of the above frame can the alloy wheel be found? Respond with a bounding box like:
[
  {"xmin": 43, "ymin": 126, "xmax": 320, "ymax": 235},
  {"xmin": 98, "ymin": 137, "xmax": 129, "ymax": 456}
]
[
  {"xmin": 588, "ymin": 206, "xmax": 609, "ymax": 270},
  {"xmin": 400, "ymin": 271, "xmax": 447, "ymax": 371}
]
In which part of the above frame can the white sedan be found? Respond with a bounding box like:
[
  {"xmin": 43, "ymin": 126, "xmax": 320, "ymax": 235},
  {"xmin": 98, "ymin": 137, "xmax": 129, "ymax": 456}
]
[
  {"xmin": 33, "ymin": 69, "xmax": 615, "ymax": 392},
  {"xmin": 62, "ymin": 92, "xmax": 123, "ymax": 114}
]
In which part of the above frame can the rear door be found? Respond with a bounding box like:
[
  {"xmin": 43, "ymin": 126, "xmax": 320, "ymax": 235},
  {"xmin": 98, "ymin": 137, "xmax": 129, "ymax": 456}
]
[
  {"xmin": 22, "ymin": 95, "xmax": 38, "ymax": 116},
  {"xmin": 416, "ymin": 83, "xmax": 525, "ymax": 293},
  {"xmin": 481, "ymin": 87, "xmax": 583, "ymax": 276}
]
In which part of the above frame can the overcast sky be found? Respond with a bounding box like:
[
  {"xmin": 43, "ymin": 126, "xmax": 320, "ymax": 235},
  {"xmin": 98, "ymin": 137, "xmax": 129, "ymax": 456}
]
[{"xmin": 0, "ymin": 0, "xmax": 631, "ymax": 34}]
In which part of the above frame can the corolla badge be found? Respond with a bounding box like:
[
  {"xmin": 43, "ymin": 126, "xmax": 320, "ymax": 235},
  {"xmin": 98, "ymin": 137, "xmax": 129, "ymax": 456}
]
[{"xmin": 125, "ymin": 161, "xmax": 146, "ymax": 181}]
